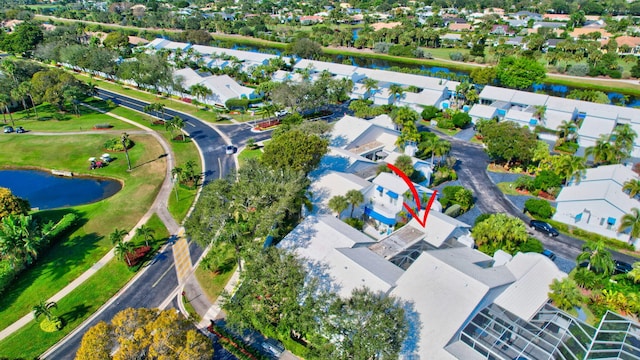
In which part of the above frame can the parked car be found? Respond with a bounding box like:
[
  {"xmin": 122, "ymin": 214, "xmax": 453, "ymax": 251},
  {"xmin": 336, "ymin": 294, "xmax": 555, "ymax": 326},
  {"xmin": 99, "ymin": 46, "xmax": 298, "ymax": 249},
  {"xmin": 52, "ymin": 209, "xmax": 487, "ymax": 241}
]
[
  {"xmin": 542, "ymin": 249, "xmax": 557, "ymax": 261},
  {"xmin": 261, "ymin": 339, "xmax": 284, "ymax": 358},
  {"xmin": 529, "ymin": 220, "xmax": 559, "ymax": 237},
  {"xmin": 15, "ymin": 126, "xmax": 25, "ymax": 133},
  {"xmin": 3, "ymin": 126, "xmax": 13, "ymax": 133},
  {"xmin": 225, "ymin": 145, "xmax": 236, "ymax": 155},
  {"xmin": 614, "ymin": 260, "xmax": 633, "ymax": 275},
  {"xmin": 275, "ymin": 110, "xmax": 289, "ymax": 117}
]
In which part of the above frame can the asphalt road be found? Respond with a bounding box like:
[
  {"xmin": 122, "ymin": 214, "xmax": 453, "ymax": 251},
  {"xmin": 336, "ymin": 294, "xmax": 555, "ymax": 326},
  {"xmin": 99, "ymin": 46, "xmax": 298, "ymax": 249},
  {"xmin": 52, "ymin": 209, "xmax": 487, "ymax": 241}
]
[
  {"xmin": 43, "ymin": 90, "xmax": 237, "ymax": 359},
  {"xmin": 448, "ymin": 137, "xmax": 638, "ymax": 265},
  {"xmin": 96, "ymin": 89, "xmax": 234, "ymax": 184}
]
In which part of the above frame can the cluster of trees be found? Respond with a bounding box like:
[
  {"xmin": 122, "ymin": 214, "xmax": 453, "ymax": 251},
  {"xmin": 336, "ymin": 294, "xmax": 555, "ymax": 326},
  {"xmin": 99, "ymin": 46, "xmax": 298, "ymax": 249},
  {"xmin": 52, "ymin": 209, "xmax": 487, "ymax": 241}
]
[
  {"xmin": 222, "ymin": 247, "xmax": 409, "ymax": 359},
  {"xmin": 0, "ymin": 188, "xmax": 78, "ymax": 294},
  {"xmin": 472, "ymin": 213, "xmax": 543, "ymax": 255},
  {"xmin": 549, "ymin": 239, "xmax": 640, "ymax": 319},
  {"xmin": 439, "ymin": 185, "xmax": 474, "ymax": 217},
  {"xmin": 76, "ymin": 307, "xmax": 213, "ymax": 359},
  {"xmin": 0, "ymin": 59, "xmax": 89, "ymax": 121}
]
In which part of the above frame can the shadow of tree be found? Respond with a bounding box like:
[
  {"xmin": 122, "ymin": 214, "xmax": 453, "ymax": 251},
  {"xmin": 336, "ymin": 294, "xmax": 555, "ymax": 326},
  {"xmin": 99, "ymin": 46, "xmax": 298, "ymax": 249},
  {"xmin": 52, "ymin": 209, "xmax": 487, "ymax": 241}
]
[{"xmin": 60, "ymin": 303, "xmax": 91, "ymax": 324}]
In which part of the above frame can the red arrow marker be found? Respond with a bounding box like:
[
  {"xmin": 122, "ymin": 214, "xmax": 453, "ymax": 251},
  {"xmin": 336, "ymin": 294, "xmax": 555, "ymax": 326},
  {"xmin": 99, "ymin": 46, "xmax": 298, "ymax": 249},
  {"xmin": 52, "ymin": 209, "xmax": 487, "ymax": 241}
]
[{"xmin": 386, "ymin": 163, "xmax": 437, "ymax": 228}]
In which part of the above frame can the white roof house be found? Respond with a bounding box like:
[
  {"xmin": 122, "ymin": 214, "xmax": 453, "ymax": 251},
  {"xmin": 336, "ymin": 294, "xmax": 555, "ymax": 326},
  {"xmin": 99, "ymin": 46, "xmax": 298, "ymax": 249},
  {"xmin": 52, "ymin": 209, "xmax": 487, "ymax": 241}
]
[
  {"xmin": 279, "ymin": 212, "xmax": 566, "ymax": 359},
  {"xmin": 505, "ymin": 108, "xmax": 536, "ymax": 127},
  {"xmin": 469, "ymin": 104, "xmax": 498, "ymax": 122},
  {"xmin": 313, "ymin": 147, "xmax": 379, "ymax": 180},
  {"xmin": 553, "ymin": 164, "xmax": 640, "ymax": 248},
  {"xmin": 173, "ymin": 67, "xmax": 255, "ymax": 106},
  {"xmin": 383, "ymin": 151, "xmax": 433, "ymax": 184},
  {"xmin": 311, "ymin": 170, "xmax": 372, "ymax": 216},
  {"xmin": 577, "ymin": 116, "xmax": 616, "ymax": 149},
  {"xmin": 330, "ymin": 115, "xmax": 400, "ymax": 159}
]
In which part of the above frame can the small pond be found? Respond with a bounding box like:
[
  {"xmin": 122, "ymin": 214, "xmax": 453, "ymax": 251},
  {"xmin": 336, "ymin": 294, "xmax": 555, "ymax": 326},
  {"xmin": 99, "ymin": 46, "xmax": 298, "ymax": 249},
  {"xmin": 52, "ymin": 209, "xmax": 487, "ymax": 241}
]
[{"xmin": 0, "ymin": 169, "xmax": 122, "ymax": 210}]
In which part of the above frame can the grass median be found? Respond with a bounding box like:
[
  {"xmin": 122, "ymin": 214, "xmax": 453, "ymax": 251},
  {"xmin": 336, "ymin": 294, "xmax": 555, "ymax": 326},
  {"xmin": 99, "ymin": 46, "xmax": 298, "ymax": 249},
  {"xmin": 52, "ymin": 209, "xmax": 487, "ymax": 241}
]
[
  {"xmin": 0, "ymin": 132, "xmax": 165, "ymax": 330},
  {"xmin": 0, "ymin": 215, "xmax": 170, "ymax": 359}
]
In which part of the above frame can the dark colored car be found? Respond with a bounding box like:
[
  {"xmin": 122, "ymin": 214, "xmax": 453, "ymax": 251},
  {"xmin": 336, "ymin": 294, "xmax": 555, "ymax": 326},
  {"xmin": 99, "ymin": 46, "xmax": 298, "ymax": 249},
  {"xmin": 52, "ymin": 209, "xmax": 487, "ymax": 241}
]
[
  {"xmin": 529, "ymin": 220, "xmax": 559, "ymax": 237},
  {"xmin": 15, "ymin": 126, "xmax": 25, "ymax": 133},
  {"xmin": 542, "ymin": 249, "xmax": 557, "ymax": 261},
  {"xmin": 614, "ymin": 260, "xmax": 633, "ymax": 275}
]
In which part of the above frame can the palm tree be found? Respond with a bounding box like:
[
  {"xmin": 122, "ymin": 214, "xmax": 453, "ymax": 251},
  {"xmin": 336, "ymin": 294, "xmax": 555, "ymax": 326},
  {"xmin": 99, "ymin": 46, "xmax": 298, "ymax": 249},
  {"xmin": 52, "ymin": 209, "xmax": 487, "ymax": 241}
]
[
  {"xmin": 32, "ymin": 300, "xmax": 58, "ymax": 321},
  {"xmin": 555, "ymin": 155, "xmax": 586, "ymax": 184},
  {"xmin": 189, "ymin": 84, "xmax": 212, "ymax": 104},
  {"xmin": 18, "ymin": 81, "xmax": 38, "ymax": 120},
  {"xmin": 109, "ymin": 228, "xmax": 129, "ymax": 245},
  {"xmin": 612, "ymin": 123, "xmax": 637, "ymax": 163},
  {"xmin": 576, "ymin": 240, "xmax": 615, "ymax": 275},
  {"xmin": 0, "ymin": 93, "xmax": 14, "ymax": 126},
  {"xmin": 548, "ymin": 278, "xmax": 584, "ymax": 311},
  {"xmin": 165, "ymin": 116, "xmax": 184, "ymax": 140},
  {"xmin": 585, "ymin": 134, "xmax": 616, "ymax": 165},
  {"xmin": 121, "ymin": 132, "xmax": 132, "ymax": 171},
  {"xmin": 345, "ymin": 189, "xmax": 364, "ymax": 218},
  {"xmin": 623, "ymin": 179, "xmax": 640, "ymax": 198},
  {"xmin": 328, "ymin": 195, "xmax": 349, "ymax": 219},
  {"xmin": 11, "ymin": 85, "xmax": 30, "ymax": 118},
  {"xmin": 135, "ymin": 225, "xmax": 155, "ymax": 247},
  {"xmin": 362, "ymin": 78, "xmax": 379, "ymax": 98},
  {"xmin": 434, "ymin": 139, "xmax": 451, "ymax": 165},
  {"xmin": 533, "ymin": 105, "xmax": 547, "ymax": 121},
  {"xmin": 556, "ymin": 120, "xmax": 576, "ymax": 144},
  {"xmin": 388, "ymin": 84, "xmax": 404, "ymax": 104},
  {"xmin": 115, "ymin": 241, "xmax": 136, "ymax": 266},
  {"xmin": 619, "ymin": 208, "xmax": 640, "ymax": 246},
  {"xmin": 627, "ymin": 262, "xmax": 640, "ymax": 284}
]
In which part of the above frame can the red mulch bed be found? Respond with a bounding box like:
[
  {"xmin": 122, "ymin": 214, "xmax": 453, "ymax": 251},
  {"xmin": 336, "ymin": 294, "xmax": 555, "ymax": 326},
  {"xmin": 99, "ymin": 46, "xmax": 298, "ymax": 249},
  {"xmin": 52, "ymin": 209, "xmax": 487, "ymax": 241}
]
[
  {"xmin": 255, "ymin": 119, "xmax": 281, "ymax": 130},
  {"xmin": 538, "ymin": 191, "xmax": 555, "ymax": 201},
  {"xmin": 172, "ymin": 134, "xmax": 187, "ymax": 141},
  {"xmin": 152, "ymin": 120, "xmax": 165, "ymax": 125},
  {"xmin": 126, "ymin": 245, "xmax": 151, "ymax": 267}
]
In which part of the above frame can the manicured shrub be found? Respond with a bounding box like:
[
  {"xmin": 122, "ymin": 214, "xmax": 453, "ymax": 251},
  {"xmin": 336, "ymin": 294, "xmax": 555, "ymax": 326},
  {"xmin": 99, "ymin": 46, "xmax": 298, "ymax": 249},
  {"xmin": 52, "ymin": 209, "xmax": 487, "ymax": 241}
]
[
  {"xmin": 225, "ymin": 98, "xmax": 249, "ymax": 110},
  {"xmin": 93, "ymin": 123, "xmax": 113, "ymax": 129},
  {"xmin": 515, "ymin": 176, "xmax": 535, "ymax": 191},
  {"xmin": 373, "ymin": 42, "xmax": 391, "ymax": 54},
  {"xmin": 389, "ymin": 44, "xmax": 415, "ymax": 57},
  {"xmin": 39, "ymin": 317, "xmax": 63, "ymax": 332},
  {"xmin": 567, "ymin": 64, "xmax": 589, "ymax": 77},
  {"xmin": 444, "ymin": 204, "xmax": 461, "ymax": 217},
  {"xmin": 449, "ymin": 52, "xmax": 464, "ymax": 61},
  {"xmin": 421, "ymin": 105, "xmax": 440, "ymax": 120},
  {"xmin": 344, "ymin": 217, "xmax": 364, "ymax": 230},
  {"xmin": 533, "ymin": 170, "xmax": 562, "ymax": 192},
  {"xmin": 452, "ymin": 112, "xmax": 471, "ymax": 128},
  {"xmin": 0, "ymin": 259, "xmax": 21, "ymax": 296},
  {"xmin": 518, "ymin": 238, "xmax": 544, "ymax": 253},
  {"xmin": 47, "ymin": 213, "xmax": 79, "ymax": 241},
  {"xmin": 524, "ymin": 198, "xmax": 554, "ymax": 219},
  {"xmin": 437, "ymin": 117, "xmax": 455, "ymax": 129}
]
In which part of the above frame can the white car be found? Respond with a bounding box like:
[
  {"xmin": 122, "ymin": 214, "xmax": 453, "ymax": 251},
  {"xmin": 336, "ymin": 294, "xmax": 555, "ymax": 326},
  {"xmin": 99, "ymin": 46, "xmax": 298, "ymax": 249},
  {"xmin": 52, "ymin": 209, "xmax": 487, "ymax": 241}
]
[
  {"xmin": 225, "ymin": 145, "xmax": 236, "ymax": 155},
  {"xmin": 275, "ymin": 110, "xmax": 289, "ymax": 117}
]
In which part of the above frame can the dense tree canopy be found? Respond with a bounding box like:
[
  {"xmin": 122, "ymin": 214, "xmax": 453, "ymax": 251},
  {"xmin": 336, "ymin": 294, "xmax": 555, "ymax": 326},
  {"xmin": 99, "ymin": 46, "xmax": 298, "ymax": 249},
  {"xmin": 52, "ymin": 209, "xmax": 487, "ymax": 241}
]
[
  {"xmin": 0, "ymin": 187, "xmax": 30, "ymax": 219},
  {"xmin": 472, "ymin": 213, "xmax": 530, "ymax": 255},
  {"xmin": 496, "ymin": 56, "xmax": 546, "ymax": 90},
  {"xmin": 262, "ymin": 129, "xmax": 329, "ymax": 175},
  {"xmin": 76, "ymin": 308, "xmax": 213, "ymax": 360},
  {"xmin": 478, "ymin": 120, "xmax": 537, "ymax": 166}
]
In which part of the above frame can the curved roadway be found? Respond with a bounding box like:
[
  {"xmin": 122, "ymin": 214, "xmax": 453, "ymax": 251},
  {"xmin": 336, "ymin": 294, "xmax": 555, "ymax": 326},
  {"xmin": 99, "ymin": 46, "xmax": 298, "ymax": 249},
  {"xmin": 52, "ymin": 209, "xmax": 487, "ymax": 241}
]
[{"xmin": 42, "ymin": 89, "xmax": 270, "ymax": 359}]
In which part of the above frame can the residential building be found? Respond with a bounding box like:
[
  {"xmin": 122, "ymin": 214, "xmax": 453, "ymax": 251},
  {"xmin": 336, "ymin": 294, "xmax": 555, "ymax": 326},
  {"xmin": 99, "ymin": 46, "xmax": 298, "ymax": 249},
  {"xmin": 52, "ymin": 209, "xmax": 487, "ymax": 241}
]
[
  {"xmin": 172, "ymin": 67, "xmax": 255, "ymax": 107},
  {"xmin": 553, "ymin": 164, "xmax": 640, "ymax": 249}
]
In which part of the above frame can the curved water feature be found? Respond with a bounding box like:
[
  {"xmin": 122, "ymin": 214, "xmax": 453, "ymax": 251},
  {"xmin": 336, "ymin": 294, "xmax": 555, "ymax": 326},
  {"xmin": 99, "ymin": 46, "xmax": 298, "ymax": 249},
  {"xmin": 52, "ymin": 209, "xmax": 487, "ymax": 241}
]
[{"xmin": 0, "ymin": 169, "xmax": 122, "ymax": 210}]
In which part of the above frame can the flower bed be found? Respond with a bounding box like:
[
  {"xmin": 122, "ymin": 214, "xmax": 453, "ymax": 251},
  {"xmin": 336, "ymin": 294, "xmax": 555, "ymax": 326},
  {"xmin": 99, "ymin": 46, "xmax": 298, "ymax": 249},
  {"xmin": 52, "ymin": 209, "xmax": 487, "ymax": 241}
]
[
  {"xmin": 254, "ymin": 119, "xmax": 280, "ymax": 131},
  {"xmin": 126, "ymin": 245, "xmax": 151, "ymax": 267}
]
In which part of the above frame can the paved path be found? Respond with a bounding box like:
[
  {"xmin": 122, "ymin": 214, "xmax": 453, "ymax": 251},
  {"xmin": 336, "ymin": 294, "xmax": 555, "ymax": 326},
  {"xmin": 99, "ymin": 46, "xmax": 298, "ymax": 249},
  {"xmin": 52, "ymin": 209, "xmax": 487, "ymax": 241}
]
[{"xmin": 0, "ymin": 105, "xmax": 179, "ymax": 341}]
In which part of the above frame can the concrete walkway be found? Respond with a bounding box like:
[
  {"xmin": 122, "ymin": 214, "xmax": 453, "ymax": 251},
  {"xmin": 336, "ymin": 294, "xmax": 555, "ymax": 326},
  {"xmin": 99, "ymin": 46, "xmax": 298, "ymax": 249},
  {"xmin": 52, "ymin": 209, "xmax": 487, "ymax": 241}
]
[{"xmin": 0, "ymin": 105, "xmax": 179, "ymax": 341}]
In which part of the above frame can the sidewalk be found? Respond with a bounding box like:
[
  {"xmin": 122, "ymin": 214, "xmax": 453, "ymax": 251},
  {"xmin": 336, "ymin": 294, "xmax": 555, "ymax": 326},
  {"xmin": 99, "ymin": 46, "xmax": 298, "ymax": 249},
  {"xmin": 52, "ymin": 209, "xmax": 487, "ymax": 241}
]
[{"xmin": 0, "ymin": 105, "xmax": 179, "ymax": 341}]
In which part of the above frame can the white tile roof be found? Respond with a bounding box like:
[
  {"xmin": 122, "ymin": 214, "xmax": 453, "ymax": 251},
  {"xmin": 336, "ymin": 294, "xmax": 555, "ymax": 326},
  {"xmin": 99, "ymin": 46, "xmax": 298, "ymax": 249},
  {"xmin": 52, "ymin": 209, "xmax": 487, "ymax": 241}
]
[
  {"xmin": 545, "ymin": 96, "xmax": 579, "ymax": 113},
  {"xmin": 494, "ymin": 252, "xmax": 566, "ymax": 321},
  {"xmin": 401, "ymin": 89, "xmax": 445, "ymax": 107},
  {"xmin": 469, "ymin": 104, "xmax": 498, "ymax": 119},
  {"xmin": 326, "ymin": 247, "xmax": 404, "ymax": 297},
  {"xmin": 330, "ymin": 115, "xmax": 375, "ymax": 148},
  {"xmin": 390, "ymin": 248, "xmax": 514, "ymax": 360},
  {"xmin": 543, "ymin": 109, "xmax": 573, "ymax": 131},
  {"xmin": 505, "ymin": 108, "xmax": 534, "ymax": 123},
  {"xmin": 510, "ymin": 91, "xmax": 548, "ymax": 106},
  {"xmin": 577, "ymin": 116, "xmax": 616, "ymax": 140},
  {"xmin": 294, "ymin": 59, "xmax": 358, "ymax": 77},
  {"xmin": 479, "ymin": 86, "xmax": 516, "ymax": 102},
  {"xmin": 311, "ymin": 171, "xmax": 371, "ymax": 213},
  {"xmin": 372, "ymin": 172, "xmax": 410, "ymax": 196},
  {"xmin": 359, "ymin": 68, "xmax": 450, "ymax": 91}
]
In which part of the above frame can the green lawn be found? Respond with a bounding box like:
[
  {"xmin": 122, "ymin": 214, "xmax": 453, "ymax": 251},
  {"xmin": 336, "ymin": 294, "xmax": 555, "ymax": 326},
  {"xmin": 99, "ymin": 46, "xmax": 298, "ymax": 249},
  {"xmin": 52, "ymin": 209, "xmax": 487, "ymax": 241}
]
[
  {"xmin": 195, "ymin": 264, "xmax": 237, "ymax": 303},
  {"xmin": 238, "ymin": 147, "xmax": 263, "ymax": 166},
  {"xmin": 71, "ymin": 74, "xmax": 224, "ymax": 123},
  {"xmin": 8, "ymin": 102, "xmax": 137, "ymax": 132},
  {"xmin": 0, "ymin": 134, "xmax": 165, "ymax": 330},
  {"xmin": 496, "ymin": 182, "xmax": 521, "ymax": 196},
  {"xmin": 168, "ymin": 185, "xmax": 198, "ymax": 223},
  {"xmin": 0, "ymin": 212, "xmax": 170, "ymax": 359}
]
